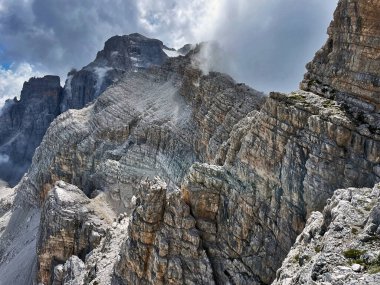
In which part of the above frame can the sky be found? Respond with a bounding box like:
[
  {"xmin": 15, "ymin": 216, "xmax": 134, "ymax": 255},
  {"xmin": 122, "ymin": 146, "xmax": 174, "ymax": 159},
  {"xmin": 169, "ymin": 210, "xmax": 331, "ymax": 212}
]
[{"xmin": 0, "ymin": 0, "xmax": 338, "ymax": 107}]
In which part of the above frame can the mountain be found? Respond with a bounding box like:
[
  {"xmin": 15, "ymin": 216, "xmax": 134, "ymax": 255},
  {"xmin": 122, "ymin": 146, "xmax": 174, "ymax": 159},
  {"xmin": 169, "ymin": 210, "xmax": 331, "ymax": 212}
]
[
  {"xmin": 0, "ymin": 76, "xmax": 62, "ymax": 186},
  {"xmin": 0, "ymin": 0, "xmax": 379, "ymax": 284},
  {"xmin": 59, "ymin": 33, "xmax": 172, "ymax": 112},
  {"xmin": 0, "ymin": 33, "xmax": 187, "ymax": 186}
]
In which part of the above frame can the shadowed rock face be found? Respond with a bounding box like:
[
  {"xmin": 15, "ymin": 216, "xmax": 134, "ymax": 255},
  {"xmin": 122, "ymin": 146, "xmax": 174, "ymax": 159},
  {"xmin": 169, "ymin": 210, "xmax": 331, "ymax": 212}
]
[
  {"xmin": 0, "ymin": 75, "xmax": 62, "ymax": 186},
  {"xmin": 301, "ymin": 0, "xmax": 380, "ymax": 127}
]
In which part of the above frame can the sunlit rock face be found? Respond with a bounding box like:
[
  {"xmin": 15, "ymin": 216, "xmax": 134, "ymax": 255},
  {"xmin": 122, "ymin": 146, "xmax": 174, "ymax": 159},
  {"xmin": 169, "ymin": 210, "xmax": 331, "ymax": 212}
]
[
  {"xmin": 17, "ymin": 49, "xmax": 265, "ymax": 210},
  {"xmin": 273, "ymin": 184, "xmax": 380, "ymax": 285},
  {"xmin": 301, "ymin": 0, "xmax": 380, "ymax": 127},
  {"xmin": 0, "ymin": 33, "xmax": 178, "ymax": 187}
]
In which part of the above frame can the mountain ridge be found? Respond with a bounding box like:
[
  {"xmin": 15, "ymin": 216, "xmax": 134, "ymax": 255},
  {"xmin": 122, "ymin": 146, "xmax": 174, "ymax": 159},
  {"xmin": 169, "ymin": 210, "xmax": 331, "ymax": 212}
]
[{"xmin": 0, "ymin": 33, "xmax": 190, "ymax": 187}]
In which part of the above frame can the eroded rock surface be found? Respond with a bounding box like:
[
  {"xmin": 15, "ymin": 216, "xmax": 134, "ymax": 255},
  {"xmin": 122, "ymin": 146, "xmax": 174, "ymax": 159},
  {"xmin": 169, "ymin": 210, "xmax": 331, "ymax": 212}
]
[
  {"xmin": 17, "ymin": 51, "xmax": 264, "ymax": 211},
  {"xmin": 115, "ymin": 177, "xmax": 215, "ymax": 285},
  {"xmin": 60, "ymin": 33, "xmax": 171, "ymax": 112},
  {"xmin": 301, "ymin": 0, "xmax": 380, "ymax": 125},
  {"xmin": 0, "ymin": 33, "xmax": 179, "ymax": 187},
  {"xmin": 273, "ymin": 184, "xmax": 380, "ymax": 285},
  {"xmin": 37, "ymin": 181, "xmax": 112, "ymax": 285}
]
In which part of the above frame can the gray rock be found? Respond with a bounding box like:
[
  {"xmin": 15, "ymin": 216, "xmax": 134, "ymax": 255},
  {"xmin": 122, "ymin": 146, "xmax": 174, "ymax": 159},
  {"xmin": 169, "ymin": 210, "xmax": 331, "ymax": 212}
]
[
  {"xmin": 37, "ymin": 181, "xmax": 110, "ymax": 284},
  {"xmin": 1, "ymin": 1, "xmax": 380, "ymax": 284},
  {"xmin": 0, "ymin": 75, "xmax": 62, "ymax": 186},
  {"xmin": 273, "ymin": 184, "xmax": 380, "ymax": 285},
  {"xmin": 59, "ymin": 33, "xmax": 170, "ymax": 112},
  {"xmin": 300, "ymin": 0, "xmax": 380, "ymax": 130},
  {"xmin": 351, "ymin": 264, "xmax": 361, "ymax": 272},
  {"xmin": 0, "ymin": 33, "xmax": 175, "ymax": 187}
]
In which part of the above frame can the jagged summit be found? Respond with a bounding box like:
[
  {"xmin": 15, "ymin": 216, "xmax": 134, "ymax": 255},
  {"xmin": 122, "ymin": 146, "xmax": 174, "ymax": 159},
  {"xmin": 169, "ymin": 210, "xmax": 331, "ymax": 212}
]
[
  {"xmin": 0, "ymin": 75, "xmax": 62, "ymax": 186},
  {"xmin": 59, "ymin": 33, "xmax": 189, "ymax": 112},
  {"xmin": 92, "ymin": 33, "xmax": 168, "ymax": 70}
]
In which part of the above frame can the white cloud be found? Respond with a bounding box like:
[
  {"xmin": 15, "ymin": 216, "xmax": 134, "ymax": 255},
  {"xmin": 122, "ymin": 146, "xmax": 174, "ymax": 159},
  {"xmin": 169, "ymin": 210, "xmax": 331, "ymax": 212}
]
[
  {"xmin": 0, "ymin": 0, "xmax": 338, "ymax": 96},
  {"xmin": 190, "ymin": 0, "xmax": 338, "ymax": 92},
  {"xmin": 135, "ymin": 0, "xmax": 220, "ymax": 47},
  {"xmin": 0, "ymin": 63, "xmax": 43, "ymax": 108}
]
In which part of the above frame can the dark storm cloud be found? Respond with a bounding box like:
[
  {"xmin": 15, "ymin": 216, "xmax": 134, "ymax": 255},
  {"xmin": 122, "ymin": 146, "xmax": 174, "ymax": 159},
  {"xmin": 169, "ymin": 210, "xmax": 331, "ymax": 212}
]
[
  {"xmin": 0, "ymin": 0, "xmax": 140, "ymax": 75},
  {"xmin": 0, "ymin": 0, "xmax": 338, "ymax": 99}
]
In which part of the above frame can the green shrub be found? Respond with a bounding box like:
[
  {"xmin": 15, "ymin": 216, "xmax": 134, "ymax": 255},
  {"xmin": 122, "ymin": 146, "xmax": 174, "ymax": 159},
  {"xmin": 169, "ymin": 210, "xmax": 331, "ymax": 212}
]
[{"xmin": 343, "ymin": 249, "xmax": 366, "ymax": 259}]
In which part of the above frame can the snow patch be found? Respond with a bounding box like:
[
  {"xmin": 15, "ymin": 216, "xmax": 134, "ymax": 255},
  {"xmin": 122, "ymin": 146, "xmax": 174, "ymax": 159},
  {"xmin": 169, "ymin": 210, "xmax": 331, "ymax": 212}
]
[
  {"xmin": 111, "ymin": 51, "xmax": 119, "ymax": 57},
  {"xmin": 129, "ymin": 56, "xmax": 144, "ymax": 71},
  {"xmin": 163, "ymin": 49, "xmax": 180, "ymax": 58}
]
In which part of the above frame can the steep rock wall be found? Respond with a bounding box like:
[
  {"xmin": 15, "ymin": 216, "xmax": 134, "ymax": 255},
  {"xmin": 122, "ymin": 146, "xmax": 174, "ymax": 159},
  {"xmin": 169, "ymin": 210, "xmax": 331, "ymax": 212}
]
[
  {"xmin": 16, "ymin": 55, "xmax": 265, "ymax": 212},
  {"xmin": 301, "ymin": 0, "xmax": 380, "ymax": 123},
  {"xmin": 273, "ymin": 184, "xmax": 380, "ymax": 284},
  {"xmin": 0, "ymin": 75, "xmax": 62, "ymax": 186}
]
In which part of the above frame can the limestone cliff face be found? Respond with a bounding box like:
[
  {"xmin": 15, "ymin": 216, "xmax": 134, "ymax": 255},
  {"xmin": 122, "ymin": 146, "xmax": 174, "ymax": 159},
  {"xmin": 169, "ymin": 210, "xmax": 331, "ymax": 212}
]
[
  {"xmin": 21, "ymin": 71, "xmax": 379, "ymax": 284},
  {"xmin": 211, "ymin": 90, "xmax": 379, "ymax": 282},
  {"xmin": 37, "ymin": 181, "xmax": 110, "ymax": 284},
  {"xmin": 115, "ymin": 177, "xmax": 216, "ymax": 285},
  {"xmin": 301, "ymin": 0, "xmax": 380, "ymax": 123},
  {"xmin": 0, "ymin": 76, "xmax": 62, "ymax": 186}
]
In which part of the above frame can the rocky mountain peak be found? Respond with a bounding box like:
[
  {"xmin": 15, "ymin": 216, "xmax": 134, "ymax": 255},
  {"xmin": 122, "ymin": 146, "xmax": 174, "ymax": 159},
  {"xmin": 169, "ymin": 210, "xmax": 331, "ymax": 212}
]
[
  {"xmin": 60, "ymin": 33, "xmax": 174, "ymax": 112},
  {"xmin": 92, "ymin": 33, "xmax": 168, "ymax": 71},
  {"xmin": 0, "ymin": 75, "xmax": 62, "ymax": 186},
  {"xmin": 19, "ymin": 75, "xmax": 61, "ymax": 102},
  {"xmin": 0, "ymin": 33, "xmax": 185, "ymax": 188}
]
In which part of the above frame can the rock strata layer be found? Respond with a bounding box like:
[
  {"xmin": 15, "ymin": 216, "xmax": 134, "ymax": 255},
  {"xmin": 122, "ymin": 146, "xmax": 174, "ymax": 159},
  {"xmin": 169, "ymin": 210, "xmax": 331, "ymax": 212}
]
[
  {"xmin": 37, "ymin": 181, "xmax": 111, "ymax": 284},
  {"xmin": 60, "ymin": 33, "xmax": 171, "ymax": 112},
  {"xmin": 301, "ymin": 0, "xmax": 380, "ymax": 127}
]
